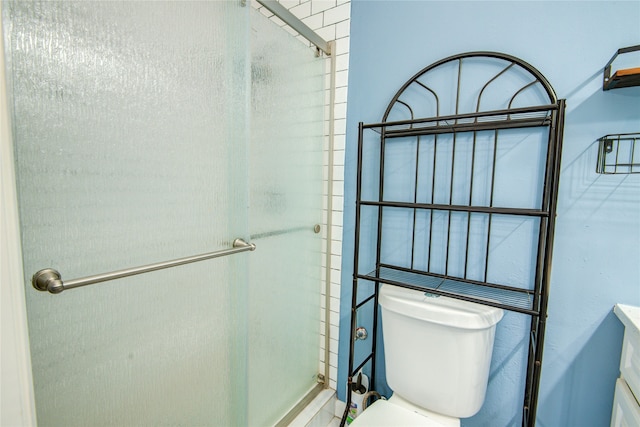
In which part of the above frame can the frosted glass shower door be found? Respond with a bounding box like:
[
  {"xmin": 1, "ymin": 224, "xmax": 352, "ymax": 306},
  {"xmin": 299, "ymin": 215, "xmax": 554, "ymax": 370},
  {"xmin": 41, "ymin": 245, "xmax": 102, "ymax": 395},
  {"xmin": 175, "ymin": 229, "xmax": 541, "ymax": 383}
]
[
  {"xmin": 248, "ymin": 9, "xmax": 325, "ymax": 426},
  {"xmin": 5, "ymin": 2, "xmax": 250, "ymax": 426}
]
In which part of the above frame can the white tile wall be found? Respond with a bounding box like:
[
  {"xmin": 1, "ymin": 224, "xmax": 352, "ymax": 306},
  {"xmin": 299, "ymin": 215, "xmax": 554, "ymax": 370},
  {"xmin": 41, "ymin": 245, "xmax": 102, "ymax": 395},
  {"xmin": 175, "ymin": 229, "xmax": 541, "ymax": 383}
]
[{"xmin": 251, "ymin": 0, "xmax": 349, "ymax": 392}]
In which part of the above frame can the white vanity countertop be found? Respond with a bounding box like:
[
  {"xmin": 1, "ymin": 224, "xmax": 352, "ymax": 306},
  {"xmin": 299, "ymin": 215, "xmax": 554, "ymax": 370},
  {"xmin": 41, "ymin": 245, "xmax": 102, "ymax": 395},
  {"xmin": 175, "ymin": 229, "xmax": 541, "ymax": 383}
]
[{"xmin": 615, "ymin": 304, "xmax": 640, "ymax": 334}]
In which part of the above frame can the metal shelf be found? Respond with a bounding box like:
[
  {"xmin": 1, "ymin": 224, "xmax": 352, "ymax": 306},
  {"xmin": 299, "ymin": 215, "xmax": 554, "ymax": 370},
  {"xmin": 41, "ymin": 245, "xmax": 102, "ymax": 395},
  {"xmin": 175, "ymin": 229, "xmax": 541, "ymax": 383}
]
[
  {"xmin": 596, "ymin": 133, "xmax": 639, "ymax": 174},
  {"xmin": 359, "ymin": 199, "xmax": 549, "ymax": 217},
  {"xmin": 603, "ymin": 45, "xmax": 640, "ymax": 91},
  {"xmin": 604, "ymin": 68, "xmax": 640, "ymax": 91},
  {"xmin": 359, "ymin": 265, "xmax": 536, "ymax": 314}
]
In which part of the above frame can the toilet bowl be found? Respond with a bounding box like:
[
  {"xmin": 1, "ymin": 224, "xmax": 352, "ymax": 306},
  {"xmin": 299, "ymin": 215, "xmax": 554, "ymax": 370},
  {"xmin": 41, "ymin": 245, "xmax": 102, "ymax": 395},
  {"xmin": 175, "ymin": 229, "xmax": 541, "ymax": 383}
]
[{"xmin": 350, "ymin": 284, "xmax": 504, "ymax": 426}]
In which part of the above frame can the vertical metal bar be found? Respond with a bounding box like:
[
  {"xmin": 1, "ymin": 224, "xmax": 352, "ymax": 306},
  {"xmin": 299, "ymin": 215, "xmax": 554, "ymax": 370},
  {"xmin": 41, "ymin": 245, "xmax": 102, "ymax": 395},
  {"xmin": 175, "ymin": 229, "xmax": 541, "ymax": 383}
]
[
  {"xmin": 427, "ymin": 135, "xmax": 438, "ymax": 272},
  {"xmin": 614, "ymin": 135, "xmax": 621, "ymax": 174},
  {"xmin": 445, "ymin": 132, "xmax": 457, "ymax": 276},
  {"xmin": 464, "ymin": 131, "xmax": 478, "ymax": 279},
  {"xmin": 447, "ymin": 57, "xmax": 460, "ymax": 277},
  {"xmin": 532, "ymin": 119, "xmax": 556, "ymax": 309},
  {"xmin": 341, "ymin": 284, "xmax": 357, "ymax": 427},
  {"xmin": 523, "ymin": 103, "xmax": 566, "ymax": 427},
  {"xmin": 596, "ymin": 138, "xmax": 604, "ymax": 174},
  {"xmin": 524, "ymin": 102, "xmax": 565, "ymax": 427},
  {"xmin": 631, "ymin": 135, "xmax": 637, "ymax": 173},
  {"xmin": 323, "ymin": 40, "xmax": 337, "ymax": 389},
  {"xmin": 524, "ymin": 108, "xmax": 556, "ymax": 425},
  {"xmin": 528, "ymin": 100, "xmax": 566, "ymax": 427},
  {"xmin": 484, "ymin": 130, "xmax": 499, "ymax": 283},
  {"xmin": 370, "ymin": 281, "xmax": 381, "ymax": 401},
  {"xmin": 371, "ymin": 127, "xmax": 388, "ymax": 392},
  {"xmin": 341, "ymin": 123, "xmax": 365, "ymax": 427},
  {"xmin": 524, "ymin": 316, "xmax": 538, "ymax": 425},
  {"xmin": 376, "ymin": 129, "xmax": 386, "ymax": 271},
  {"xmin": 629, "ymin": 137, "xmax": 638, "ymax": 173},
  {"xmin": 352, "ymin": 132, "xmax": 364, "ymax": 281},
  {"xmin": 612, "ymin": 136, "xmax": 617, "ymax": 174},
  {"xmin": 410, "ymin": 136, "xmax": 421, "ymax": 269},
  {"xmin": 523, "ymin": 322, "xmax": 538, "ymax": 426},
  {"xmin": 525, "ymin": 211, "xmax": 548, "ymax": 417}
]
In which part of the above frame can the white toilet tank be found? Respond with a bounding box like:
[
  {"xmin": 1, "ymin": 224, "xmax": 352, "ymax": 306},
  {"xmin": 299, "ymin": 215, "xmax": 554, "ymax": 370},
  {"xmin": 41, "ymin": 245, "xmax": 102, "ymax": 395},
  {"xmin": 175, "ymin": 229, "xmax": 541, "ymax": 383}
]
[{"xmin": 379, "ymin": 284, "xmax": 504, "ymax": 419}]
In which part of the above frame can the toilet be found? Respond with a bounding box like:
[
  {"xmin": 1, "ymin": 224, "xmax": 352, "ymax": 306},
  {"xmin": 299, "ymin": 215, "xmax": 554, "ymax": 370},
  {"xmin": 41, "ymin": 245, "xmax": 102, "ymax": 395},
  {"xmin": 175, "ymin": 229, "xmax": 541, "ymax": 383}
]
[{"xmin": 351, "ymin": 284, "xmax": 504, "ymax": 426}]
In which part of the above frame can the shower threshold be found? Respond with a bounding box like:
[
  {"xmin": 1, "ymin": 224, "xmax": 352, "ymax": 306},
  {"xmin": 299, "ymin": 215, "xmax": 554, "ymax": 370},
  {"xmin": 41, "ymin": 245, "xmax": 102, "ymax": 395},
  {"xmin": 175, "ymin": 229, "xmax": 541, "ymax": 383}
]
[{"xmin": 276, "ymin": 384, "xmax": 335, "ymax": 427}]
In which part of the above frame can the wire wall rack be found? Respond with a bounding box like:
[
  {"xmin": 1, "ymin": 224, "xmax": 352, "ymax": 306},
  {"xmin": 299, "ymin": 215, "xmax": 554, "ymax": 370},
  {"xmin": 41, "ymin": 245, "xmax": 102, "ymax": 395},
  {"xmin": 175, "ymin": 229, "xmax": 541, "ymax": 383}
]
[
  {"xmin": 341, "ymin": 52, "xmax": 566, "ymax": 427},
  {"xmin": 596, "ymin": 133, "xmax": 640, "ymax": 174}
]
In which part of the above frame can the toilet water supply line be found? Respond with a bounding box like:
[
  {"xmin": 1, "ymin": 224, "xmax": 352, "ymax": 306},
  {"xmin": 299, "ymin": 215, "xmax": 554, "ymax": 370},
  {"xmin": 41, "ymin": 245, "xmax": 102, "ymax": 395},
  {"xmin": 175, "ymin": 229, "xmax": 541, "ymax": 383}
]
[
  {"xmin": 346, "ymin": 371, "xmax": 383, "ymax": 423},
  {"xmin": 361, "ymin": 391, "xmax": 383, "ymax": 410}
]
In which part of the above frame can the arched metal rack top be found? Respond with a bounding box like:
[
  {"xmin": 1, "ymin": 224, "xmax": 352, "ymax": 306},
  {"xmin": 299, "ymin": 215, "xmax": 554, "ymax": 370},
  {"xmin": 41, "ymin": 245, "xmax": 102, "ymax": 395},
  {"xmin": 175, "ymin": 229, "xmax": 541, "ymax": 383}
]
[{"xmin": 382, "ymin": 51, "xmax": 558, "ymax": 123}]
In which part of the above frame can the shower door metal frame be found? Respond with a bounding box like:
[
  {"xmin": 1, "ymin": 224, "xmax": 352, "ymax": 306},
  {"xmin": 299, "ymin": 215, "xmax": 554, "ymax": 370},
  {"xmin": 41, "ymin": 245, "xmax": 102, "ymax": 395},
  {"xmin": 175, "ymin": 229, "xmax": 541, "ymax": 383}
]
[
  {"xmin": 341, "ymin": 52, "xmax": 566, "ymax": 427},
  {"xmin": 255, "ymin": 0, "xmax": 331, "ymax": 56}
]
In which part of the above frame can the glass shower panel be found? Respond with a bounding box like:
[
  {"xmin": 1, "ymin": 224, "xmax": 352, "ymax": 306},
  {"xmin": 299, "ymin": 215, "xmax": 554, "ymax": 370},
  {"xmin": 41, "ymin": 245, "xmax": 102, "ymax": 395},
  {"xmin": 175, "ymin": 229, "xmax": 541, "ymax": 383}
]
[
  {"xmin": 5, "ymin": 1, "xmax": 249, "ymax": 425},
  {"xmin": 248, "ymin": 8, "xmax": 325, "ymax": 426}
]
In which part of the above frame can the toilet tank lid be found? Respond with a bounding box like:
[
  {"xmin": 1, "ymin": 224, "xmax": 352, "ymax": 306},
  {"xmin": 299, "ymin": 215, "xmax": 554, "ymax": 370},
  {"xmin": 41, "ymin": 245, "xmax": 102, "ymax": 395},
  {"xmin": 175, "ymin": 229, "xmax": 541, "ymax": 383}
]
[{"xmin": 379, "ymin": 284, "xmax": 504, "ymax": 330}]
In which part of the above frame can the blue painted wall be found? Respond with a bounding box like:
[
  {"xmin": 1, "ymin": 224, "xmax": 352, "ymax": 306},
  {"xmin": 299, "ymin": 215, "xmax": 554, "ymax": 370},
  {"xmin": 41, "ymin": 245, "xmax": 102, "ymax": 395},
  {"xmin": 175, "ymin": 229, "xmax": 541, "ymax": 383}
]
[{"xmin": 338, "ymin": 1, "xmax": 640, "ymax": 426}]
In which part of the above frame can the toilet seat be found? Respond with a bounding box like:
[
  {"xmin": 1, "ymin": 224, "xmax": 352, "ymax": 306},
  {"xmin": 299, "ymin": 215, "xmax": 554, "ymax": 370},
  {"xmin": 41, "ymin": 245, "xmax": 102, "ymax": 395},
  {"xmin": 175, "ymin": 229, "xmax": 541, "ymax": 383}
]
[{"xmin": 349, "ymin": 399, "xmax": 449, "ymax": 427}]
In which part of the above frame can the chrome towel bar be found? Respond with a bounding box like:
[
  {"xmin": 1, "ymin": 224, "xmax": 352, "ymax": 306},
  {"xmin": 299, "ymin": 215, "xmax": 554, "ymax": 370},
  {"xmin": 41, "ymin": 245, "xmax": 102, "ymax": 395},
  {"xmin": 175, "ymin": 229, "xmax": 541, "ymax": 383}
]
[{"xmin": 32, "ymin": 238, "xmax": 256, "ymax": 294}]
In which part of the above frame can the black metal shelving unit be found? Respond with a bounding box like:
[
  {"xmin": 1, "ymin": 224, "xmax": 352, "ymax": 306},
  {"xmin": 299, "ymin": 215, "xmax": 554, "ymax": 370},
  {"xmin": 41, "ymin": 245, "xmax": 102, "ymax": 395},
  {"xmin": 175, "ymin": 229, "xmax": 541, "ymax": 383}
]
[{"xmin": 341, "ymin": 52, "xmax": 566, "ymax": 427}]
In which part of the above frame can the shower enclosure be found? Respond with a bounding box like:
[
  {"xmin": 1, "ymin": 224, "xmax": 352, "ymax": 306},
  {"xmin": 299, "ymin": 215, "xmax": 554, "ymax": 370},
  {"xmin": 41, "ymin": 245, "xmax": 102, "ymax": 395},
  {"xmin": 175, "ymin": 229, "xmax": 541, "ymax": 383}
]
[{"xmin": 3, "ymin": 1, "xmax": 326, "ymax": 425}]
